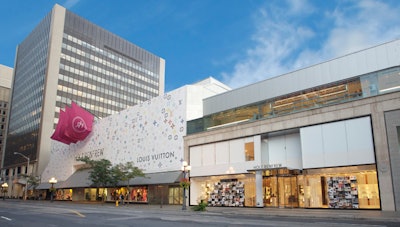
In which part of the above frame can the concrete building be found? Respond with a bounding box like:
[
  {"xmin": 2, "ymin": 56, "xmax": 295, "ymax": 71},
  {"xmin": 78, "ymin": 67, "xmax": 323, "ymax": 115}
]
[
  {"xmin": 185, "ymin": 39, "xmax": 400, "ymax": 211},
  {"xmin": 0, "ymin": 65, "xmax": 13, "ymax": 171},
  {"xmin": 36, "ymin": 77, "xmax": 229, "ymax": 204},
  {"xmin": 1, "ymin": 4, "xmax": 165, "ymax": 198}
]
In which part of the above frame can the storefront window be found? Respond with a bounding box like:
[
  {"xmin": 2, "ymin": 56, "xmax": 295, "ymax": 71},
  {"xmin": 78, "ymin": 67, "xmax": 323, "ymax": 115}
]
[
  {"xmin": 130, "ymin": 187, "xmax": 148, "ymax": 202},
  {"xmin": 245, "ymin": 142, "xmax": 254, "ymax": 161},
  {"xmin": 55, "ymin": 189, "xmax": 72, "ymax": 200},
  {"xmin": 259, "ymin": 166, "xmax": 379, "ymax": 209},
  {"xmin": 302, "ymin": 165, "xmax": 380, "ymax": 209},
  {"xmin": 303, "ymin": 175, "xmax": 323, "ymax": 208},
  {"xmin": 84, "ymin": 188, "xmax": 105, "ymax": 201},
  {"xmin": 193, "ymin": 174, "xmax": 255, "ymax": 207},
  {"xmin": 168, "ymin": 187, "xmax": 182, "ymax": 205}
]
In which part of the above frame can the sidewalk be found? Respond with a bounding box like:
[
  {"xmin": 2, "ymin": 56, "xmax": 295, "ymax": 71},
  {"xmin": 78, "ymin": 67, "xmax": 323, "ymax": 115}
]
[
  {"xmin": 204, "ymin": 206, "xmax": 400, "ymax": 222},
  {"xmin": 125, "ymin": 203, "xmax": 400, "ymax": 223},
  {"xmin": 7, "ymin": 199, "xmax": 400, "ymax": 223},
  {"xmin": 108, "ymin": 202, "xmax": 400, "ymax": 223}
]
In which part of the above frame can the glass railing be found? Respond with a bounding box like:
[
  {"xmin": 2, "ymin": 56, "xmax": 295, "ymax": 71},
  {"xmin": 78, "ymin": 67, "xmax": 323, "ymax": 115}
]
[{"xmin": 187, "ymin": 66, "xmax": 400, "ymax": 134}]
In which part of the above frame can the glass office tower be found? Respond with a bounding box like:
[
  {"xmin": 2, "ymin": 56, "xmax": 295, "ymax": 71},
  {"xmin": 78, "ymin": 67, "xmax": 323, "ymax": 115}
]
[{"xmin": 3, "ymin": 4, "xmax": 165, "ymax": 179}]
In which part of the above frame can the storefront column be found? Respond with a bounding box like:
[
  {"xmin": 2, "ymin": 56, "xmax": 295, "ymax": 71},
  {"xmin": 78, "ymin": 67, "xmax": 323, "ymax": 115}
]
[
  {"xmin": 255, "ymin": 170, "xmax": 264, "ymax": 207},
  {"xmin": 372, "ymin": 108, "xmax": 395, "ymax": 211}
]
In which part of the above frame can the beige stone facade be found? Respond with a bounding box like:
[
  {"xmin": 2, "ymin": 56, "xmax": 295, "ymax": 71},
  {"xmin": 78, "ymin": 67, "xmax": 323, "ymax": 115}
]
[{"xmin": 185, "ymin": 91, "xmax": 400, "ymax": 211}]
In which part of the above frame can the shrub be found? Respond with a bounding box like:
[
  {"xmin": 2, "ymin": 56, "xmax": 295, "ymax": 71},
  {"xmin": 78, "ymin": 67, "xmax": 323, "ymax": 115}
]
[{"xmin": 192, "ymin": 200, "xmax": 207, "ymax": 211}]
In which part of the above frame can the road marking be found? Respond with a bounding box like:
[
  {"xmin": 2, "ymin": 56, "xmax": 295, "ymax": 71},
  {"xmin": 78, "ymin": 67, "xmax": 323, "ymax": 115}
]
[
  {"xmin": 69, "ymin": 209, "xmax": 86, "ymax": 218},
  {"xmin": 1, "ymin": 216, "xmax": 12, "ymax": 221}
]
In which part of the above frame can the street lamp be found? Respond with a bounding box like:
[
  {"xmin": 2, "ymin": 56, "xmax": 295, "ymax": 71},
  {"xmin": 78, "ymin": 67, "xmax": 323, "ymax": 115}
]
[
  {"xmin": 181, "ymin": 161, "xmax": 191, "ymax": 210},
  {"xmin": 1, "ymin": 182, "xmax": 8, "ymax": 200},
  {"xmin": 49, "ymin": 177, "xmax": 57, "ymax": 202},
  {"xmin": 14, "ymin": 152, "xmax": 30, "ymax": 200}
]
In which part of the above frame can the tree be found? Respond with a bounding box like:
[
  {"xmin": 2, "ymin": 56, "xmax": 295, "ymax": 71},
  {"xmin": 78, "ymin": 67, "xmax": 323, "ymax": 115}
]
[
  {"xmin": 76, "ymin": 157, "xmax": 144, "ymax": 203},
  {"xmin": 76, "ymin": 157, "xmax": 114, "ymax": 202},
  {"xmin": 27, "ymin": 175, "xmax": 40, "ymax": 199},
  {"xmin": 113, "ymin": 162, "xmax": 145, "ymax": 203},
  {"xmin": 21, "ymin": 174, "xmax": 40, "ymax": 199}
]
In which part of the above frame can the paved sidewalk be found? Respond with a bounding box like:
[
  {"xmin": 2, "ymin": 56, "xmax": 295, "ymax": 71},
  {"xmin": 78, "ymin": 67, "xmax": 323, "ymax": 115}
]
[
  {"xmin": 204, "ymin": 206, "xmax": 400, "ymax": 222},
  {"xmin": 6, "ymin": 199, "xmax": 400, "ymax": 223},
  {"xmin": 136, "ymin": 204, "xmax": 400, "ymax": 223},
  {"xmin": 111, "ymin": 202, "xmax": 400, "ymax": 223}
]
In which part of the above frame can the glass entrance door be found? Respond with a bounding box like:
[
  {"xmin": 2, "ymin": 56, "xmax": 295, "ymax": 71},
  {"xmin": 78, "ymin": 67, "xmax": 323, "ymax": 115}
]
[
  {"xmin": 263, "ymin": 177, "xmax": 278, "ymax": 207},
  {"xmin": 278, "ymin": 176, "xmax": 298, "ymax": 208},
  {"xmin": 263, "ymin": 175, "xmax": 299, "ymax": 208}
]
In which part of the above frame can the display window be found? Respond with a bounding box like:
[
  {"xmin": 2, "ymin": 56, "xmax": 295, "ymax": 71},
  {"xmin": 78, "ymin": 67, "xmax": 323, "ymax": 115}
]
[
  {"xmin": 259, "ymin": 165, "xmax": 379, "ymax": 209},
  {"xmin": 302, "ymin": 165, "xmax": 380, "ymax": 209},
  {"xmin": 130, "ymin": 187, "xmax": 148, "ymax": 202},
  {"xmin": 168, "ymin": 187, "xmax": 182, "ymax": 205},
  {"xmin": 55, "ymin": 189, "xmax": 72, "ymax": 200},
  {"xmin": 84, "ymin": 188, "xmax": 106, "ymax": 201},
  {"xmin": 193, "ymin": 174, "xmax": 255, "ymax": 207}
]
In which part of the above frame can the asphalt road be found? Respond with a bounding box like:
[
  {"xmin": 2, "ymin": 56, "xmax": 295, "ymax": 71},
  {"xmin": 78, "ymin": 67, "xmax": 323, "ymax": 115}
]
[{"xmin": 0, "ymin": 200, "xmax": 398, "ymax": 227}]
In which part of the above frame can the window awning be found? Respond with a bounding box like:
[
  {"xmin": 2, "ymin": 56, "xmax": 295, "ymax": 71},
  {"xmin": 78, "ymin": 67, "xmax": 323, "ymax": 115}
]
[
  {"xmin": 35, "ymin": 181, "xmax": 64, "ymax": 190},
  {"xmin": 59, "ymin": 168, "xmax": 93, "ymax": 188},
  {"xmin": 42, "ymin": 170, "xmax": 183, "ymax": 189},
  {"xmin": 118, "ymin": 171, "xmax": 182, "ymax": 186}
]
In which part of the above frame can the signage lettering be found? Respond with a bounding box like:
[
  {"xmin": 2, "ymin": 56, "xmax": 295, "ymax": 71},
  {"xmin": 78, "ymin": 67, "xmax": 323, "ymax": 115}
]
[
  {"xmin": 253, "ymin": 163, "xmax": 283, "ymax": 169},
  {"xmin": 75, "ymin": 148, "xmax": 104, "ymax": 160},
  {"xmin": 137, "ymin": 152, "xmax": 175, "ymax": 163}
]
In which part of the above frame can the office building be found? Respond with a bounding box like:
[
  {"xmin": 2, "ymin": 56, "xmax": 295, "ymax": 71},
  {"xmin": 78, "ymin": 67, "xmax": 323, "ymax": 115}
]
[
  {"xmin": 185, "ymin": 39, "xmax": 400, "ymax": 211},
  {"xmin": 1, "ymin": 4, "xmax": 165, "ymax": 198},
  {"xmin": 0, "ymin": 65, "xmax": 12, "ymax": 171}
]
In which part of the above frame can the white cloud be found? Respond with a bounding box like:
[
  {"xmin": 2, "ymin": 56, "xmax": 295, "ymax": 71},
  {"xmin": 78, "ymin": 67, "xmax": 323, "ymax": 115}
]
[
  {"xmin": 222, "ymin": 0, "xmax": 400, "ymax": 89},
  {"xmin": 322, "ymin": 0, "xmax": 400, "ymax": 57},
  {"xmin": 63, "ymin": 0, "xmax": 80, "ymax": 9}
]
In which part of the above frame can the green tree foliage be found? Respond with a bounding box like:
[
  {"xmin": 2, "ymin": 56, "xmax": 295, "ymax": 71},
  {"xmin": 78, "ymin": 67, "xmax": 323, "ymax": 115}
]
[
  {"xmin": 76, "ymin": 157, "xmax": 114, "ymax": 188},
  {"xmin": 76, "ymin": 157, "xmax": 113, "ymax": 202},
  {"xmin": 114, "ymin": 161, "xmax": 145, "ymax": 183},
  {"xmin": 76, "ymin": 157, "xmax": 145, "ymax": 202},
  {"xmin": 21, "ymin": 174, "xmax": 40, "ymax": 199},
  {"xmin": 113, "ymin": 162, "xmax": 145, "ymax": 202}
]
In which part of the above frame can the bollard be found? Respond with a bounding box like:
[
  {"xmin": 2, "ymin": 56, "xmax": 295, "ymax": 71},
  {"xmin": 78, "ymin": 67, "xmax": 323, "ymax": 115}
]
[{"xmin": 116, "ymin": 200, "xmax": 119, "ymax": 207}]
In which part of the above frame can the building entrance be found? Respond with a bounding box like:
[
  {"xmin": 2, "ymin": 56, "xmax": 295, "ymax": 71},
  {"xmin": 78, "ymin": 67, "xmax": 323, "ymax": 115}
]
[{"xmin": 262, "ymin": 168, "xmax": 300, "ymax": 208}]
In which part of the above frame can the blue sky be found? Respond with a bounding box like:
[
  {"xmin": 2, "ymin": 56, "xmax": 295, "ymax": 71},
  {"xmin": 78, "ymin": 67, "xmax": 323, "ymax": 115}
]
[{"xmin": 1, "ymin": 0, "xmax": 400, "ymax": 92}]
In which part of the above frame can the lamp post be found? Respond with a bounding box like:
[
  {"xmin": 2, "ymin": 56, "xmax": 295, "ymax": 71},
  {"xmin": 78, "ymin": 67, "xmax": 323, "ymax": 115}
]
[
  {"xmin": 49, "ymin": 177, "xmax": 57, "ymax": 202},
  {"xmin": 14, "ymin": 152, "xmax": 30, "ymax": 200},
  {"xmin": 181, "ymin": 161, "xmax": 191, "ymax": 210},
  {"xmin": 1, "ymin": 182, "xmax": 8, "ymax": 200}
]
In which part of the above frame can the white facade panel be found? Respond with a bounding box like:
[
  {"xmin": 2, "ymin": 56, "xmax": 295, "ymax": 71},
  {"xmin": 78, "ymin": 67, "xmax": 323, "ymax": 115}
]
[
  {"xmin": 353, "ymin": 53, "xmax": 367, "ymax": 76},
  {"xmin": 190, "ymin": 146, "xmax": 202, "ymax": 167},
  {"xmin": 202, "ymin": 144, "xmax": 215, "ymax": 166},
  {"xmin": 285, "ymin": 133, "xmax": 302, "ymax": 169},
  {"xmin": 261, "ymin": 140, "xmax": 269, "ymax": 164},
  {"xmin": 268, "ymin": 136, "xmax": 286, "ymax": 166},
  {"xmin": 189, "ymin": 136, "xmax": 257, "ymax": 177},
  {"xmin": 301, "ymin": 117, "xmax": 375, "ymax": 169},
  {"xmin": 387, "ymin": 43, "xmax": 400, "ymax": 66},
  {"xmin": 204, "ymin": 39, "xmax": 400, "ymax": 115},
  {"xmin": 322, "ymin": 121, "xmax": 348, "ymax": 167},
  {"xmin": 301, "ymin": 125, "xmax": 324, "ymax": 168},
  {"xmin": 215, "ymin": 141, "xmax": 229, "ymax": 164},
  {"xmin": 230, "ymin": 139, "xmax": 244, "ymax": 163},
  {"xmin": 268, "ymin": 133, "xmax": 302, "ymax": 169},
  {"xmin": 346, "ymin": 117, "xmax": 375, "ymax": 165},
  {"xmin": 376, "ymin": 46, "xmax": 389, "ymax": 70},
  {"xmin": 253, "ymin": 135, "xmax": 262, "ymax": 164}
]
